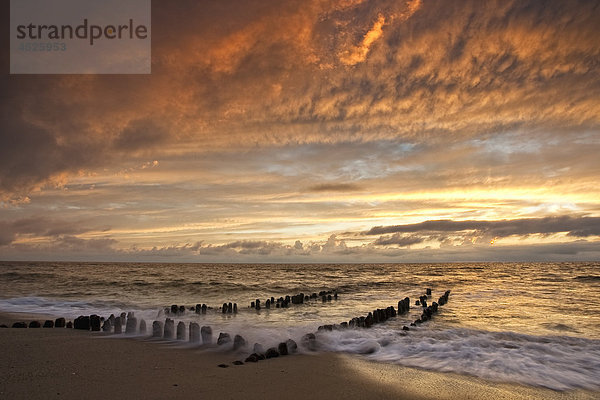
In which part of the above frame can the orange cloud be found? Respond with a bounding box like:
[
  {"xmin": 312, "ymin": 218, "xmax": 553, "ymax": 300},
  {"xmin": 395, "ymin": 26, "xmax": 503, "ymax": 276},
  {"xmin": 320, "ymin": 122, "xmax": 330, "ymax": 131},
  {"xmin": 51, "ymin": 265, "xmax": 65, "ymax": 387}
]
[
  {"xmin": 1, "ymin": 0, "xmax": 599, "ymax": 213},
  {"xmin": 340, "ymin": 13, "xmax": 386, "ymax": 65},
  {"xmin": 390, "ymin": 0, "xmax": 421, "ymax": 22}
]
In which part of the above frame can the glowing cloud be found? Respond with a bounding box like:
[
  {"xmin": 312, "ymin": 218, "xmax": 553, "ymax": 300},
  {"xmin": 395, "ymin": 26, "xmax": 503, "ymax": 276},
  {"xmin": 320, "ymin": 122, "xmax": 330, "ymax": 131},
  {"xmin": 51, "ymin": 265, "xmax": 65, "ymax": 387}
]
[{"xmin": 340, "ymin": 13, "xmax": 386, "ymax": 65}]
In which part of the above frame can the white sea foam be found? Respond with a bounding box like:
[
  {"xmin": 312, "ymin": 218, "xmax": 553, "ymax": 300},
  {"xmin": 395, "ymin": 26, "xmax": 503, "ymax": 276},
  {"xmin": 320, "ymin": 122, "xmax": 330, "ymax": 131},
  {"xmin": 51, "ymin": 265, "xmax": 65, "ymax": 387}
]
[
  {"xmin": 116, "ymin": 316, "xmax": 600, "ymax": 391},
  {"xmin": 315, "ymin": 326, "xmax": 600, "ymax": 391},
  {"xmin": 0, "ymin": 296, "xmax": 149, "ymax": 320}
]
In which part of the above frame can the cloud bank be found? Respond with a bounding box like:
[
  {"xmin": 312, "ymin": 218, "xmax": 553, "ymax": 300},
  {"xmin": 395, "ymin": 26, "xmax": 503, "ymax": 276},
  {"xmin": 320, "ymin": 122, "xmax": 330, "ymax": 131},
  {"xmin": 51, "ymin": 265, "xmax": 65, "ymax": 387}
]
[
  {"xmin": 2, "ymin": 0, "xmax": 599, "ymax": 199},
  {"xmin": 365, "ymin": 216, "xmax": 600, "ymax": 238}
]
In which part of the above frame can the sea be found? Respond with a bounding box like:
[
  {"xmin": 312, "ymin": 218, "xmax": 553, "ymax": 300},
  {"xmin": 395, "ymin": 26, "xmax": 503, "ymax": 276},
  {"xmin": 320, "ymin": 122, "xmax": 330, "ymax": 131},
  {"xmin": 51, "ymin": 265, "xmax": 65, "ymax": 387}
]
[{"xmin": 0, "ymin": 261, "xmax": 599, "ymax": 391}]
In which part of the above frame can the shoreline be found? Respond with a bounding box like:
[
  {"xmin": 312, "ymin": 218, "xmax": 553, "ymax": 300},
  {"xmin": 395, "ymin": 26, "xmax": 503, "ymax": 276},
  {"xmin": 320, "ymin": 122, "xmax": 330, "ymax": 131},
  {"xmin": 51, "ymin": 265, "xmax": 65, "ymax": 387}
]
[
  {"xmin": 1, "ymin": 312, "xmax": 598, "ymax": 399},
  {"xmin": 0, "ymin": 311, "xmax": 60, "ymax": 327}
]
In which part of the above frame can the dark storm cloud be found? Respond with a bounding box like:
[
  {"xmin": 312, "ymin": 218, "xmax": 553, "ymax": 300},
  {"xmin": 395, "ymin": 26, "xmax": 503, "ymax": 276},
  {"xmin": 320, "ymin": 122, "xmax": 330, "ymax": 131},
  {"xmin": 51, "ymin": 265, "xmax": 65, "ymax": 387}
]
[
  {"xmin": 0, "ymin": 217, "xmax": 106, "ymax": 246},
  {"xmin": 373, "ymin": 233, "xmax": 424, "ymax": 247},
  {"xmin": 222, "ymin": 240, "xmax": 269, "ymax": 249},
  {"xmin": 0, "ymin": 224, "xmax": 15, "ymax": 246},
  {"xmin": 49, "ymin": 236, "xmax": 118, "ymax": 252},
  {"xmin": 9, "ymin": 217, "xmax": 90, "ymax": 237},
  {"xmin": 0, "ymin": 93, "xmax": 163, "ymax": 200},
  {"xmin": 0, "ymin": 109, "xmax": 88, "ymax": 199},
  {"xmin": 373, "ymin": 240, "xmax": 600, "ymax": 262},
  {"xmin": 365, "ymin": 216, "xmax": 600, "ymax": 238},
  {"xmin": 112, "ymin": 119, "xmax": 170, "ymax": 152}
]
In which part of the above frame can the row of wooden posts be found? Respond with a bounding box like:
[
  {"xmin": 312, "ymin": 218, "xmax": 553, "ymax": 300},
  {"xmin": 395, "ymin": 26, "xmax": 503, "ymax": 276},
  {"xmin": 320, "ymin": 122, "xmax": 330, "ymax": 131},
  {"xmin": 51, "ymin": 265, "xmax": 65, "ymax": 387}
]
[{"xmin": 5, "ymin": 289, "xmax": 452, "ymax": 365}]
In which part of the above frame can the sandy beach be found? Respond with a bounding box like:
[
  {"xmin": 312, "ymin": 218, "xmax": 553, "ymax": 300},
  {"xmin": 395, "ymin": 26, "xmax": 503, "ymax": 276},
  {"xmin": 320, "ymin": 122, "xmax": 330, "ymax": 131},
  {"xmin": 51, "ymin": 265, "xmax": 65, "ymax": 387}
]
[{"xmin": 1, "ymin": 312, "xmax": 597, "ymax": 400}]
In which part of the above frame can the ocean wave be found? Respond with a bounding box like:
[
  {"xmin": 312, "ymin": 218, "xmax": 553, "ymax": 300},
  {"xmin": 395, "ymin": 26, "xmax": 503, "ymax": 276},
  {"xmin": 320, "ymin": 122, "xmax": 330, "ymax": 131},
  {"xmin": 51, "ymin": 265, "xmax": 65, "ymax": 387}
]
[
  {"xmin": 316, "ymin": 326, "xmax": 600, "ymax": 391},
  {"xmin": 0, "ymin": 271, "xmax": 57, "ymax": 280},
  {"xmin": 0, "ymin": 296, "xmax": 137, "ymax": 318}
]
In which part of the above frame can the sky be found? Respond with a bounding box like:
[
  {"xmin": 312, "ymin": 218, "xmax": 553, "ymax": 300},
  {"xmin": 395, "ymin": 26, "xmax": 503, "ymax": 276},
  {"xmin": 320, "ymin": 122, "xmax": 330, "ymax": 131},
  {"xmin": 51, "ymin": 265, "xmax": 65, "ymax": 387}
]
[{"xmin": 1, "ymin": 0, "xmax": 599, "ymax": 262}]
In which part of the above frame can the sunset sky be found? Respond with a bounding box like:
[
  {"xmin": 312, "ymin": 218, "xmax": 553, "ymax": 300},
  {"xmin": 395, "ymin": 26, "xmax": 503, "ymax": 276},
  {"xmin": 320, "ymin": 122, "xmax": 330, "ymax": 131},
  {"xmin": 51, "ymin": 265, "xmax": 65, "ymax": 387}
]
[{"xmin": 1, "ymin": 0, "xmax": 599, "ymax": 262}]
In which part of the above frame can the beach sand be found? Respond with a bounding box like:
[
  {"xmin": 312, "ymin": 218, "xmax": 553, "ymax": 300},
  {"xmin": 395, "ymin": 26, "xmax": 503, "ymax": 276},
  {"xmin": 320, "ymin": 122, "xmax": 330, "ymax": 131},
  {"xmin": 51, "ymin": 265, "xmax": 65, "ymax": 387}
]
[{"xmin": 1, "ymin": 313, "xmax": 597, "ymax": 400}]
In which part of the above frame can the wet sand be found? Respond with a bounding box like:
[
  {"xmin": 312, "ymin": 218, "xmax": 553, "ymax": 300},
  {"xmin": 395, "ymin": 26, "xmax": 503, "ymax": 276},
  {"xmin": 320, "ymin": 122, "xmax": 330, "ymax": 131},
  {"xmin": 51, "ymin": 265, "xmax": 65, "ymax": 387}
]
[{"xmin": 0, "ymin": 312, "xmax": 597, "ymax": 400}]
